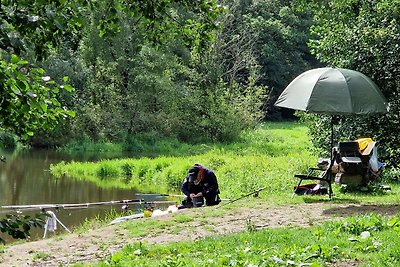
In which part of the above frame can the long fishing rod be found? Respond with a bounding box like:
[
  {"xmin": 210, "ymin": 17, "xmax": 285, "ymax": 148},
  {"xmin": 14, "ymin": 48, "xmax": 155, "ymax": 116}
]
[
  {"xmin": 136, "ymin": 193, "xmax": 232, "ymax": 202},
  {"xmin": 136, "ymin": 193, "xmax": 186, "ymax": 198},
  {"xmin": 0, "ymin": 199, "xmax": 180, "ymax": 214},
  {"xmin": 215, "ymin": 186, "xmax": 267, "ymax": 209},
  {"xmin": 1, "ymin": 199, "xmax": 145, "ymax": 210}
]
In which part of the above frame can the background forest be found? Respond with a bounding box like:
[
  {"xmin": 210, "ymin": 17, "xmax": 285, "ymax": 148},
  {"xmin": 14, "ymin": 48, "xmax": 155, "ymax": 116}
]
[
  {"xmin": 1, "ymin": 0, "xmax": 316, "ymax": 148},
  {"xmin": 1, "ymin": 0, "xmax": 400, "ymax": 165}
]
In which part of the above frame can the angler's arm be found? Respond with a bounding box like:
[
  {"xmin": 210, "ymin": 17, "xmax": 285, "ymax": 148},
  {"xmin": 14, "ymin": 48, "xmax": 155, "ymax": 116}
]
[
  {"xmin": 181, "ymin": 181, "xmax": 191, "ymax": 197},
  {"xmin": 203, "ymin": 172, "xmax": 219, "ymax": 196}
]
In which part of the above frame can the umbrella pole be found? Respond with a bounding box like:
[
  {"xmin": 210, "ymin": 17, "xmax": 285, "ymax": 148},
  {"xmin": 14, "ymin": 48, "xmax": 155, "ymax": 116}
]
[
  {"xmin": 327, "ymin": 115, "xmax": 334, "ymax": 199},
  {"xmin": 330, "ymin": 115, "xmax": 334, "ymax": 154}
]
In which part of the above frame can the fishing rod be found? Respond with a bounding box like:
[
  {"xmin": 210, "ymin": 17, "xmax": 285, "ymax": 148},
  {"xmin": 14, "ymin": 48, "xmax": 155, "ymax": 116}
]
[
  {"xmin": 0, "ymin": 199, "xmax": 179, "ymax": 214},
  {"xmin": 136, "ymin": 193, "xmax": 232, "ymax": 202},
  {"xmin": 0, "ymin": 199, "xmax": 180, "ymax": 214},
  {"xmin": 136, "ymin": 193, "xmax": 186, "ymax": 198},
  {"xmin": 1, "ymin": 199, "xmax": 145, "ymax": 210},
  {"xmin": 215, "ymin": 186, "xmax": 267, "ymax": 209}
]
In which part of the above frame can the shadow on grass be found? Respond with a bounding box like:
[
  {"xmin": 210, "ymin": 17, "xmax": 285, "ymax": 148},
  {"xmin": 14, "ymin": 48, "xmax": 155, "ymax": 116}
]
[
  {"xmin": 302, "ymin": 197, "xmax": 361, "ymax": 204},
  {"xmin": 295, "ymin": 184, "xmax": 393, "ymax": 205},
  {"xmin": 323, "ymin": 203, "xmax": 400, "ymax": 217}
]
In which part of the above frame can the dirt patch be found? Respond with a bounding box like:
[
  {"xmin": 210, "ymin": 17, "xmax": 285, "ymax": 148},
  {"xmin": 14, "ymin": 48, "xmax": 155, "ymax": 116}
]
[{"xmin": 1, "ymin": 202, "xmax": 399, "ymax": 266}]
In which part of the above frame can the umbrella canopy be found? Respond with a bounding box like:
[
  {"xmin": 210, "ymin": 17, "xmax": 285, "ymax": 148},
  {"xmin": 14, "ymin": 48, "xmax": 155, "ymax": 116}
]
[
  {"xmin": 275, "ymin": 67, "xmax": 389, "ymax": 199},
  {"xmin": 275, "ymin": 67, "xmax": 389, "ymax": 114}
]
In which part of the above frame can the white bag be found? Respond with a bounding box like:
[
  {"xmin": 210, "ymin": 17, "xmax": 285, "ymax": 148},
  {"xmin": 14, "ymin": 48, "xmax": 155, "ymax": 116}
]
[{"xmin": 369, "ymin": 146, "xmax": 379, "ymax": 172}]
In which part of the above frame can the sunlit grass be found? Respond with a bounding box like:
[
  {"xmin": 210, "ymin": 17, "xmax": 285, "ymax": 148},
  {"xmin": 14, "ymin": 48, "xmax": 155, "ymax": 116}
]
[
  {"xmin": 73, "ymin": 209, "xmax": 128, "ymax": 234},
  {"xmin": 51, "ymin": 121, "xmax": 400, "ymax": 205},
  {"xmin": 89, "ymin": 213, "xmax": 400, "ymax": 267},
  {"xmin": 51, "ymin": 122, "xmax": 316, "ymax": 202}
]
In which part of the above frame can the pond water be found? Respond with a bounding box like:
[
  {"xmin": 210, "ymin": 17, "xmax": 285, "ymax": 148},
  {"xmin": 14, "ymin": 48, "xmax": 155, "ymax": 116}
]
[{"xmin": 0, "ymin": 149, "xmax": 165, "ymax": 242}]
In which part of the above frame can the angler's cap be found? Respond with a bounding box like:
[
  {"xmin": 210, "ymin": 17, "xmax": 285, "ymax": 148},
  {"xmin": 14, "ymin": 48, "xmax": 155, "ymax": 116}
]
[{"xmin": 187, "ymin": 166, "xmax": 199, "ymax": 182}]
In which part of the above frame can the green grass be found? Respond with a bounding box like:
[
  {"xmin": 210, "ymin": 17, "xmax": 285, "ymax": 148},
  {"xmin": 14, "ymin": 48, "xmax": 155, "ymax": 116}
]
[
  {"xmin": 32, "ymin": 251, "xmax": 51, "ymax": 261},
  {"xmin": 88, "ymin": 213, "xmax": 400, "ymax": 267},
  {"xmin": 51, "ymin": 121, "xmax": 400, "ymax": 204},
  {"xmin": 73, "ymin": 209, "xmax": 130, "ymax": 234},
  {"xmin": 51, "ymin": 122, "xmax": 316, "ymax": 202}
]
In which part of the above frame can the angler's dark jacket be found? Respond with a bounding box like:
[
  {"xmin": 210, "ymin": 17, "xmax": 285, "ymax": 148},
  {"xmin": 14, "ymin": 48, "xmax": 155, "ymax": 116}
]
[{"xmin": 181, "ymin": 167, "xmax": 220, "ymax": 198}]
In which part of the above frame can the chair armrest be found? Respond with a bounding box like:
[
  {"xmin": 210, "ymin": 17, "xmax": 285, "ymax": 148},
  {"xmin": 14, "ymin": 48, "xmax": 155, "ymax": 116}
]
[{"xmin": 295, "ymin": 173, "xmax": 329, "ymax": 182}]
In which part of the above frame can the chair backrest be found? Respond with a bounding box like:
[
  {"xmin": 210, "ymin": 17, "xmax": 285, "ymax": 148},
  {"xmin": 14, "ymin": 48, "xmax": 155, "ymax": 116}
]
[
  {"xmin": 337, "ymin": 141, "xmax": 362, "ymax": 164},
  {"xmin": 338, "ymin": 141, "xmax": 360, "ymax": 157}
]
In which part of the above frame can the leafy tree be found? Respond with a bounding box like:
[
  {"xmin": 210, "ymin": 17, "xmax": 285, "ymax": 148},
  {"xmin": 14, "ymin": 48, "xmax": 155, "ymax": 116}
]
[
  {"xmin": 1, "ymin": 0, "xmax": 223, "ymax": 140},
  {"xmin": 217, "ymin": 0, "xmax": 319, "ymax": 120},
  {"xmin": 296, "ymin": 0, "xmax": 400, "ymax": 165},
  {"xmin": 0, "ymin": 0, "xmax": 224, "ymax": 241},
  {"xmin": 32, "ymin": 0, "xmax": 263, "ymax": 146},
  {"xmin": 0, "ymin": 0, "xmax": 81, "ymax": 139},
  {"xmin": 0, "ymin": 55, "xmax": 75, "ymax": 140}
]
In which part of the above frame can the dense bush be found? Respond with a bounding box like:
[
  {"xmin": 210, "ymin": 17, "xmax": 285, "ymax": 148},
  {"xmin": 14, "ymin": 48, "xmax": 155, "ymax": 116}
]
[{"xmin": 0, "ymin": 213, "xmax": 45, "ymax": 244}]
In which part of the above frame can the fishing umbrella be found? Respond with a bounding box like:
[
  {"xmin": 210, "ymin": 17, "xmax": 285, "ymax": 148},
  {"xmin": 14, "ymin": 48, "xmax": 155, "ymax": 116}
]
[
  {"xmin": 275, "ymin": 67, "xmax": 389, "ymax": 149},
  {"xmin": 274, "ymin": 67, "xmax": 389, "ymax": 197}
]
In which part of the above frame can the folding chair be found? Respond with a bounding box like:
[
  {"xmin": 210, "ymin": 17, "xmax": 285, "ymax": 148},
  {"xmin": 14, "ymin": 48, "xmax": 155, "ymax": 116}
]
[{"xmin": 293, "ymin": 150, "xmax": 336, "ymax": 199}]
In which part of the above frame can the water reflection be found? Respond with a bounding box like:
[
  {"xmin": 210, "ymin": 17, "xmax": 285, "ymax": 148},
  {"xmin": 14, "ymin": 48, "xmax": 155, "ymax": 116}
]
[{"xmin": 0, "ymin": 149, "xmax": 167, "ymax": 242}]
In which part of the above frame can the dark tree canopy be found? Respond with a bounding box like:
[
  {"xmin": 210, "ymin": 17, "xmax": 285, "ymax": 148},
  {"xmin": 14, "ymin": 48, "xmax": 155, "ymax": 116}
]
[{"xmin": 0, "ymin": 0, "xmax": 223, "ymax": 140}]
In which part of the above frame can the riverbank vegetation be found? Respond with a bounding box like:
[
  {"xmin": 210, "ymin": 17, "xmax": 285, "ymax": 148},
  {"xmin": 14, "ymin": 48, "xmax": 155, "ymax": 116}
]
[
  {"xmin": 2, "ymin": 0, "xmax": 399, "ymax": 166},
  {"xmin": 23, "ymin": 0, "xmax": 316, "ymax": 148},
  {"xmin": 51, "ymin": 122, "xmax": 400, "ymax": 204},
  {"xmin": 51, "ymin": 122, "xmax": 316, "ymax": 200}
]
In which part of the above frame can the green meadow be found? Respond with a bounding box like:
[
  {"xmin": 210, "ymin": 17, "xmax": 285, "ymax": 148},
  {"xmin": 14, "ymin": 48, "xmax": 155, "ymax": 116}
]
[
  {"xmin": 51, "ymin": 122, "xmax": 400, "ymax": 204},
  {"xmin": 83, "ymin": 213, "xmax": 400, "ymax": 267},
  {"xmin": 50, "ymin": 121, "xmax": 400, "ymax": 267},
  {"xmin": 51, "ymin": 122, "xmax": 318, "ymax": 202}
]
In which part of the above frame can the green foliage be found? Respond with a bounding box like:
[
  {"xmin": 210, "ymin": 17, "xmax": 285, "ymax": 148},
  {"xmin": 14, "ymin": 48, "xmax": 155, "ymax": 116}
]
[
  {"xmin": 296, "ymin": 0, "xmax": 400, "ymax": 166},
  {"xmin": 0, "ymin": 55, "xmax": 75, "ymax": 140},
  {"xmin": 0, "ymin": 1, "xmax": 78, "ymax": 140},
  {"xmin": 331, "ymin": 214, "xmax": 387, "ymax": 236},
  {"xmin": 40, "ymin": 5, "xmax": 263, "ymax": 144},
  {"xmin": 1, "ymin": 0, "xmax": 225, "ymax": 146},
  {"xmin": 0, "ymin": 0, "xmax": 83, "ymax": 60},
  {"xmin": 0, "ymin": 0, "xmax": 222, "ymax": 58},
  {"xmin": 31, "ymin": 0, "xmax": 321, "ymax": 146},
  {"xmin": 0, "ymin": 213, "xmax": 45, "ymax": 244},
  {"xmin": 61, "ymin": 136, "xmax": 124, "ymax": 153},
  {"xmin": 51, "ymin": 121, "xmax": 400, "ymax": 204},
  {"xmin": 217, "ymin": 0, "xmax": 319, "ymax": 120}
]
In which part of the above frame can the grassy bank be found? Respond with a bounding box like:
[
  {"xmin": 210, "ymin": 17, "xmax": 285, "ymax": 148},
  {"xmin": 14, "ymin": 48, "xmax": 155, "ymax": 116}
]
[
  {"xmin": 37, "ymin": 122, "xmax": 400, "ymax": 267},
  {"xmin": 51, "ymin": 122, "xmax": 400, "ymax": 204},
  {"xmin": 81, "ymin": 213, "xmax": 400, "ymax": 267},
  {"xmin": 51, "ymin": 121, "xmax": 400, "ymax": 204},
  {"xmin": 51, "ymin": 122, "xmax": 316, "ymax": 202}
]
